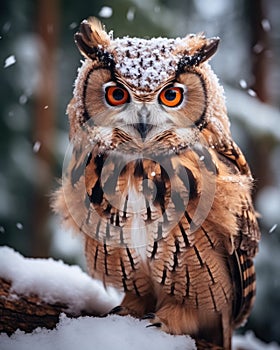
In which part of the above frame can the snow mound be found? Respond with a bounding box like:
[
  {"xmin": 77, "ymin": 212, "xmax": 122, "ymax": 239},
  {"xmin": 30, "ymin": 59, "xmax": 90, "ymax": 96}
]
[
  {"xmin": 0, "ymin": 314, "xmax": 195, "ymax": 350},
  {"xmin": 0, "ymin": 246, "xmax": 122, "ymax": 314},
  {"xmin": 1, "ymin": 314, "xmax": 279, "ymax": 350}
]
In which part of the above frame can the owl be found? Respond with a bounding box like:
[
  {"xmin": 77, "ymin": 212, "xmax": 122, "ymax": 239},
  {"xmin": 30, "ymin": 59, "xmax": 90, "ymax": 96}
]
[{"xmin": 53, "ymin": 18, "xmax": 260, "ymax": 349}]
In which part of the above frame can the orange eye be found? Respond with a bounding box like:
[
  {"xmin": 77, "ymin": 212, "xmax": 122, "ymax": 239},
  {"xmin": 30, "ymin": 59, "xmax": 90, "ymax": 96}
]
[
  {"xmin": 159, "ymin": 86, "xmax": 183, "ymax": 107},
  {"xmin": 105, "ymin": 86, "xmax": 130, "ymax": 106}
]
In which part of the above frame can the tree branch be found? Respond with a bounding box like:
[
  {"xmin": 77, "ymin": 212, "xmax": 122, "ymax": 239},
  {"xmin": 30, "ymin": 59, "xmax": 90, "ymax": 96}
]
[{"xmin": 0, "ymin": 277, "xmax": 96, "ymax": 335}]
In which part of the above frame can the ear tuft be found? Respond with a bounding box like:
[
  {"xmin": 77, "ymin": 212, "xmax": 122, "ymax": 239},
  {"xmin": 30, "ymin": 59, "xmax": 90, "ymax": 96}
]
[
  {"xmin": 177, "ymin": 35, "xmax": 220, "ymax": 70},
  {"xmin": 74, "ymin": 17, "xmax": 111, "ymax": 59},
  {"xmin": 199, "ymin": 37, "xmax": 220, "ymax": 63}
]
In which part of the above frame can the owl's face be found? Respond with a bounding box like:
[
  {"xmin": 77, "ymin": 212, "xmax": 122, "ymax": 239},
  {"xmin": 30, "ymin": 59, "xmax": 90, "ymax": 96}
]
[{"xmin": 69, "ymin": 18, "xmax": 230, "ymax": 152}]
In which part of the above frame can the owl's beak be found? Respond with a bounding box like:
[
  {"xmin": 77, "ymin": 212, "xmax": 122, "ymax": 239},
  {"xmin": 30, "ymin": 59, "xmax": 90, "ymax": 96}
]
[{"xmin": 134, "ymin": 105, "xmax": 152, "ymax": 141}]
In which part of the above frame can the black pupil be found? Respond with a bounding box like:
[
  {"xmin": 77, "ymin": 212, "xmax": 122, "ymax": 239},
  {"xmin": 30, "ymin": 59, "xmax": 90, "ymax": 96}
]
[
  {"xmin": 113, "ymin": 88, "xmax": 125, "ymax": 101},
  {"xmin": 165, "ymin": 89, "xmax": 177, "ymax": 101}
]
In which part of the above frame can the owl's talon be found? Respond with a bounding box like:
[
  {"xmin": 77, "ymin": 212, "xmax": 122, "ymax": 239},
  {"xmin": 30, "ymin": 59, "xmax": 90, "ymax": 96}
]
[
  {"xmin": 143, "ymin": 313, "xmax": 166, "ymax": 331},
  {"xmin": 146, "ymin": 322, "xmax": 162, "ymax": 328},
  {"xmin": 141, "ymin": 312, "xmax": 156, "ymax": 320},
  {"xmin": 100, "ymin": 305, "xmax": 123, "ymax": 317},
  {"xmin": 108, "ymin": 305, "xmax": 124, "ymax": 315}
]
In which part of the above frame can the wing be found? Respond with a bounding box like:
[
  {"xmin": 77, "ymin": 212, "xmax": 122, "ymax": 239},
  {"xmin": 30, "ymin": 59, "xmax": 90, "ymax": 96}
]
[
  {"xmin": 230, "ymin": 190, "xmax": 260, "ymax": 327},
  {"xmin": 216, "ymin": 139, "xmax": 260, "ymax": 253},
  {"xmin": 216, "ymin": 140, "xmax": 261, "ymax": 326},
  {"xmin": 229, "ymin": 248, "xmax": 257, "ymax": 327}
]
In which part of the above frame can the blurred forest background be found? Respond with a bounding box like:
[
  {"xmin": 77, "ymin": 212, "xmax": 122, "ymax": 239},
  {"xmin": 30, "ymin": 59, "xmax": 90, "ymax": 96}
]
[{"xmin": 0, "ymin": 0, "xmax": 279, "ymax": 345}]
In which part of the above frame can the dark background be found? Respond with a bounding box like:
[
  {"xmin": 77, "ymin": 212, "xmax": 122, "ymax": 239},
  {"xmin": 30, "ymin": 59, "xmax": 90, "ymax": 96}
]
[{"xmin": 0, "ymin": 0, "xmax": 279, "ymax": 344}]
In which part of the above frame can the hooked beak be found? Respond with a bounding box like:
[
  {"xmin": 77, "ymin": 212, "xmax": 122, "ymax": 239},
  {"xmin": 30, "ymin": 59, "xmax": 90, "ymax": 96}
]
[{"xmin": 134, "ymin": 105, "xmax": 152, "ymax": 141}]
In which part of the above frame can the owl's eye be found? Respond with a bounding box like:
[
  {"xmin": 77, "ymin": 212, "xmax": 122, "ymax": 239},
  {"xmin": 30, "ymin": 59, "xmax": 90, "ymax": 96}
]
[
  {"xmin": 159, "ymin": 87, "xmax": 184, "ymax": 107},
  {"xmin": 105, "ymin": 86, "xmax": 130, "ymax": 106}
]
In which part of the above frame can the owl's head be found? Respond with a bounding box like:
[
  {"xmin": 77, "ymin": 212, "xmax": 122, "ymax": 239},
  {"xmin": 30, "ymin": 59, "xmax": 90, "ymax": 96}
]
[{"xmin": 68, "ymin": 18, "xmax": 231, "ymax": 152}]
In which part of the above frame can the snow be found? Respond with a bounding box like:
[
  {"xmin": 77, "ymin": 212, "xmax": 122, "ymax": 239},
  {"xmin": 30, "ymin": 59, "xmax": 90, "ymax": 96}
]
[
  {"xmin": 2, "ymin": 21, "xmax": 11, "ymax": 33},
  {"xmin": 69, "ymin": 22, "xmax": 78, "ymax": 30},
  {"xmin": 15, "ymin": 222, "xmax": 23, "ymax": 230},
  {"xmin": 268, "ymin": 224, "xmax": 278, "ymax": 234},
  {"xmin": 232, "ymin": 331, "xmax": 280, "ymax": 350},
  {"xmin": 19, "ymin": 94, "xmax": 28, "ymax": 105},
  {"xmin": 32, "ymin": 140, "xmax": 41, "ymax": 153},
  {"xmin": 113, "ymin": 36, "xmax": 184, "ymax": 92},
  {"xmin": 0, "ymin": 246, "xmax": 279, "ymax": 350},
  {"xmin": 126, "ymin": 7, "xmax": 136, "ymax": 21},
  {"xmin": 0, "ymin": 314, "xmax": 278, "ymax": 350},
  {"xmin": 247, "ymin": 88, "xmax": 257, "ymax": 97},
  {"xmin": 0, "ymin": 246, "xmax": 122, "ymax": 315},
  {"xmin": 98, "ymin": 6, "xmax": 113, "ymax": 19},
  {"xmin": 239, "ymin": 79, "xmax": 247, "ymax": 89},
  {"xmin": 253, "ymin": 42, "xmax": 264, "ymax": 54},
  {"xmin": 261, "ymin": 18, "xmax": 271, "ymax": 32},
  {"xmin": 0, "ymin": 315, "xmax": 195, "ymax": 350},
  {"xmin": 4, "ymin": 55, "xmax": 16, "ymax": 68}
]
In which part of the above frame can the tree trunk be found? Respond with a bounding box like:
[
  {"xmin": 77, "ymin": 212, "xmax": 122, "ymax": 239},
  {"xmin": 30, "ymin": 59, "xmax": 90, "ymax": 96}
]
[
  {"xmin": 31, "ymin": 0, "xmax": 59, "ymax": 257},
  {"xmin": 245, "ymin": 0, "xmax": 274, "ymax": 193}
]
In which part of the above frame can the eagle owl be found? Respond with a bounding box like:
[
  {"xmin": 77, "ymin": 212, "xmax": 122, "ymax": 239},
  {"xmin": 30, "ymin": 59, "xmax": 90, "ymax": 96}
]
[{"xmin": 53, "ymin": 18, "xmax": 260, "ymax": 349}]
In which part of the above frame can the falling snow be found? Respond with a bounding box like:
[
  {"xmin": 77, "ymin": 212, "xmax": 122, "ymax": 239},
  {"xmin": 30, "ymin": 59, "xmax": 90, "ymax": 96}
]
[
  {"xmin": 32, "ymin": 141, "xmax": 41, "ymax": 153},
  {"xmin": 247, "ymin": 89, "xmax": 257, "ymax": 97},
  {"xmin": 3, "ymin": 21, "xmax": 11, "ymax": 33},
  {"xmin": 261, "ymin": 18, "xmax": 271, "ymax": 32},
  {"xmin": 16, "ymin": 222, "xmax": 23, "ymax": 230},
  {"xmin": 19, "ymin": 94, "xmax": 28, "ymax": 105},
  {"xmin": 253, "ymin": 42, "xmax": 264, "ymax": 54},
  {"xmin": 69, "ymin": 22, "xmax": 78, "ymax": 30},
  {"xmin": 268, "ymin": 224, "xmax": 278, "ymax": 234},
  {"xmin": 127, "ymin": 8, "xmax": 136, "ymax": 21},
  {"xmin": 239, "ymin": 79, "xmax": 247, "ymax": 89},
  {"xmin": 98, "ymin": 6, "xmax": 113, "ymax": 19},
  {"xmin": 4, "ymin": 55, "xmax": 16, "ymax": 68}
]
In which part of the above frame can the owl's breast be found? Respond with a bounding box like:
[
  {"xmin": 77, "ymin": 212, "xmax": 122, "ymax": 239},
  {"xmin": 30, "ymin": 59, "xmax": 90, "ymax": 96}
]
[
  {"xmin": 64, "ymin": 141, "xmax": 248, "ymax": 301},
  {"xmin": 82, "ymin": 146, "xmax": 205, "ymax": 251}
]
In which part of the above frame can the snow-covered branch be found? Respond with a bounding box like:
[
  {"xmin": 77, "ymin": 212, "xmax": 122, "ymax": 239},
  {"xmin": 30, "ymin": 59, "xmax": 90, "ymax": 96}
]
[{"xmin": 0, "ymin": 246, "xmax": 279, "ymax": 350}]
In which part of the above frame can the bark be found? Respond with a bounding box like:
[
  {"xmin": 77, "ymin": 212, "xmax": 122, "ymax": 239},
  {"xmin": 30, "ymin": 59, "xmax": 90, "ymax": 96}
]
[{"xmin": 0, "ymin": 277, "xmax": 97, "ymax": 336}]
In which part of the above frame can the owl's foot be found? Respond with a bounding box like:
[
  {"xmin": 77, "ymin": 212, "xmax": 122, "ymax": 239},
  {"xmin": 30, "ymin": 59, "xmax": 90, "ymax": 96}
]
[
  {"xmin": 143, "ymin": 313, "xmax": 164, "ymax": 330},
  {"xmin": 112, "ymin": 292, "xmax": 156, "ymax": 318},
  {"xmin": 142, "ymin": 312, "xmax": 172, "ymax": 333},
  {"xmin": 142, "ymin": 305, "xmax": 200, "ymax": 335},
  {"xmin": 102, "ymin": 291, "xmax": 156, "ymax": 318},
  {"xmin": 106, "ymin": 305, "xmax": 132, "ymax": 316}
]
